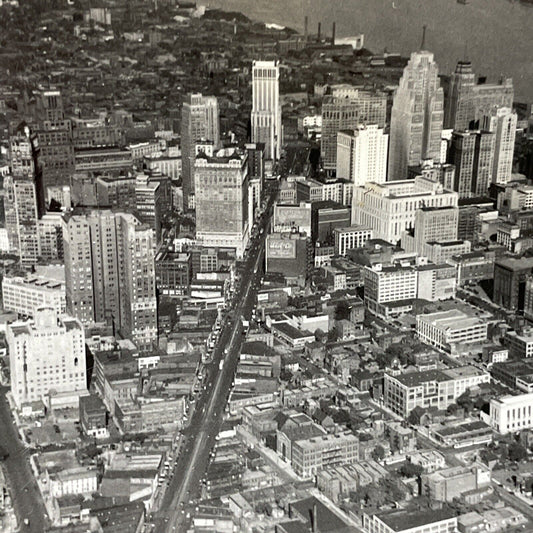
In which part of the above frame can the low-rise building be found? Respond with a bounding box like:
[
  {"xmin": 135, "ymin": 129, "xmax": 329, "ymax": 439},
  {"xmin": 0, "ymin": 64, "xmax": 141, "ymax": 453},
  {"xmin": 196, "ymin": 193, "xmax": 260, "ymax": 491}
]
[
  {"xmin": 79, "ymin": 394, "xmax": 108, "ymax": 439},
  {"xmin": 333, "ymin": 225, "xmax": 373, "ymax": 256},
  {"xmin": 416, "ymin": 309, "xmax": 488, "ymax": 353},
  {"xmin": 2, "ymin": 275, "xmax": 66, "ymax": 317},
  {"xmin": 291, "ymin": 432, "xmax": 359, "ymax": 478},
  {"xmin": 505, "ymin": 328, "xmax": 533, "ymax": 358},
  {"xmin": 384, "ymin": 366, "xmax": 490, "ymax": 417},
  {"xmin": 490, "ymin": 393, "xmax": 533, "ymax": 434},
  {"xmin": 363, "ymin": 509, "xmax": 457, "ymax": 533}
]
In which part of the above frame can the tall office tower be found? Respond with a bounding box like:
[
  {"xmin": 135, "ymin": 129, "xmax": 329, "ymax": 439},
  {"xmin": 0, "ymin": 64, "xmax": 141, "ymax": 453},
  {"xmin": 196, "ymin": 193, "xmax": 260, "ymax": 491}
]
[
  {"xmin": 33, "ymin": 89, "xmax": 75, "ymax": 195},
  {"xmin": 251, "ymin": 60, "xmax": 282, "ymax": 161},
  {"xmin": 388, "ymin": 51, "xmax": 444, "ymax": 180},
  {"xmin": 4, "ymin": 175, "xmax": 40, "ymax": 267},
  {"xmin": 445, "ymin": 61, "xmax": 514, "ymax": 130},
  {"xmin": 481, "ymin": 106, "xmax": 517, "ymax": 185},
  {"xmin": 7, "ymin": 307, "xmax": 86, "ymax": 409},
  {"xmin": 135, "ymin": 173, "xmax": 162, "ymax": 244},
  {"xmin": 38, "ymin": 212, "xmax": 64, "ymax": 262},
  {"xmin": 336, "ymin": 125, "xmax": 388, "ymax": 185},
  {"xmin": 351, "ymin": 176, "xmax": 458, "ymax": 244},
  {"xmin": 8, "ymin": 122, "xmax": 45, "ymax": 216},
  {"xmin": 34, "ymin": 88, "xmax": 65, "ymax": 122},
  {"xmin": 181, "ymin": 93, "xmax": 220, "ymax": 210},
  {"xmin": 413, "ymin": 207, "xmax": 459, "ymax": 252},
  {"xmin": 194, "ymin": 153, "xmax": 249, "ymax": 258},
  {"xmin": 321, "ymin": 90, "xmax": 387, "ymax": 172},
  {"xmin": 62, "ymin": 209, "xmax": 157, "ymax": 351},
  {"xmin": 448, "ymin": 130, "xmax": 495, "ymax": 198}
]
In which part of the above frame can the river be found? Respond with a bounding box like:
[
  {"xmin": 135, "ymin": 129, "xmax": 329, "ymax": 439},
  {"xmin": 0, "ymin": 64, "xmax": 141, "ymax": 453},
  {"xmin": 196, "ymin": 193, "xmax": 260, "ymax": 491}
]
[{"xmin": 200, "ymin": 0, "xmax": 533, "ymax": 102}]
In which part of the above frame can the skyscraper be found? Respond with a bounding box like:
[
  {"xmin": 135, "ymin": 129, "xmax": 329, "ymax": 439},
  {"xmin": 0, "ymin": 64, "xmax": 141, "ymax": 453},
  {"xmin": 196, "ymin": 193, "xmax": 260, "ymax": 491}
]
[
  {"xmin": 448, "ymin": 130, "xmax": 495, "ymax": 198},
  {"xmin": 181, "ymin": 93, "xmax": 219, "ymax": 210},
  {"xmin": 321, "ymin": 90, "xmax": 387, "ymax": 172},
  {"xmin": 481, "ymin": 106, "xmax": 517, "ymax": 185},
  {"xmin": 194, "ymin": 152, "xmax": 249, "ymax": 258},
  {"xmin": 336, "ymin": 125, "xmax": 388, "ymax": 185},
  {"xmin": 251, "ymin": 60, "xmax": 282, "ymax": 161},
  {"xmin": 445, "ymin": 61, "xmax": 514, "ymax": 130},
  {"xmin": 7, "ymin": 307, "xmax": 86, "ymax": 409},
  {"xmin": 62, "ymin": 209, "xmax": 157, "ymax": 351},
  {"xmin": 388, "ymin": 51, "xmax": 444, "ymax": 180}
]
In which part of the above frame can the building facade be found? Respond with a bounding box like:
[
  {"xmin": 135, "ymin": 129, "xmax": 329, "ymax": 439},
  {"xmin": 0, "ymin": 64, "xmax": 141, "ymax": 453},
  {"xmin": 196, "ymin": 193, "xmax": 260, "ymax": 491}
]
[
  {"xmin": 181, "ymin": 93, "xmax": 219, "ymax": 209},
  {"xmin": 7, "ymin": 308, "xmax": 86, "ymax": 408},
  {"xmin": 194, "ymin": 153, "xmax": 249, "ymax": 258},
  {"xmin": 62, "ymin": 209, "xmax": 157, "ymax": 351},
  {"xmin": 336, "ymin": 125, "xmax": 388, "ymax": 185},
  {"xmin": 351, "ymin": 176, "xmax": 458, "ymax": 244},
  {"xmin": 481, "ymin": 106, "xmax": 517, "ymax": 185},
  {"xmin": 388, "ymin": 51, "xmax": 444, "ymax": 180},
  {"xmin": 448, "ymin": 130, "xmax": 495, "ymax": 198},
  {"xmin": 251, "ymin": 60, "xmax": 281, "ymax": 161}
]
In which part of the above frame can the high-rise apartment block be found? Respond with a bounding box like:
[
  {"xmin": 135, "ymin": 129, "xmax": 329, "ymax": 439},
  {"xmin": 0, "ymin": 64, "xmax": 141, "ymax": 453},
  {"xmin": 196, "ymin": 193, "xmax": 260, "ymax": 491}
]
[
  {"xmin": 321, "ymin": 90, "xmax": 386, "ymax": 172},
  {"xmin": 481, "ymin": 106, "xmax": 517, "ymax": 185},
  {"xmin": 251, "ymin": 60, "xmax": 282, "ymax": 161},
  {"xmin": 448, "ymin": 130, "xmax": 495, "ymax": 197},
  {"xmin": 388, "ymin": 51, "xmax": 444, "ymax": 180},
  {"xmin": 7, "ymin": 307, "xmax": 86, "ymax": 409},
  {"xmin": 445, "ymin": 61, "xmax": 514, "ymax": 130},
  {"xmin": 336, "ymin": 125, "xmax": 388, "ymax": 185},
  {"xmin": 351, "ymin": 176, "xmax": 458, "ymax": 244},
  {"xmin": 62, "ymin": 209, "xmax": 157, "ymax": 350},
  {"xmin": 181, "ymin": 93, "xmax": 219, "ymax": 209},
  {"xmin": 194, "ymin": 153, "xmax": 249, "ymax": 258}
]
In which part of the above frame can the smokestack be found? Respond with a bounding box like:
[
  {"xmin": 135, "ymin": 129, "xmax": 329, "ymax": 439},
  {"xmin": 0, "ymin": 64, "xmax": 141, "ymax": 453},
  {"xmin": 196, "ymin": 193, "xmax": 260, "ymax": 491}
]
[
  {"xmin": 331, "ymin": 22, "xmax": 336, "ymax": 46},
  {"xmin": 312, "ymin": 503, "xmax": 318, "ymax": 533},
  {"xmin": 304, "ymin": 16, "xmax": 308, "ymax": 41},
  {"xmin": 317, "ymin": 22, "xmax": 321, "ymax": 42}
]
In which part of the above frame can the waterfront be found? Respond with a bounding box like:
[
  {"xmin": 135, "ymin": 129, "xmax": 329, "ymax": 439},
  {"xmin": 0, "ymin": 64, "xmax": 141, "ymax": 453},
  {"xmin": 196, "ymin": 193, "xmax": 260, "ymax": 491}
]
[{"xmin": 202, "ymin": 0, "xmax": 533, "ymax": 101}]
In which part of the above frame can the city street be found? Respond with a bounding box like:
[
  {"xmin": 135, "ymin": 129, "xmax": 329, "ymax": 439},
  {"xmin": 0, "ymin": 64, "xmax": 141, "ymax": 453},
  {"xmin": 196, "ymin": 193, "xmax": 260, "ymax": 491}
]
[
  {"xmin": 153, "ymin": 186, "xmax": 277, "ymax": 532},
  {"xmin": 0, "ymin": 387, "xmax": 48, "ymax": 532}
]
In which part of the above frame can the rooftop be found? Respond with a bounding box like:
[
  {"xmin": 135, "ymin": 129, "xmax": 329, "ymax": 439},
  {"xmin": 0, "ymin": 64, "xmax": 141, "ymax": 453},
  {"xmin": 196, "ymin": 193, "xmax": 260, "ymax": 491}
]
[{"xmin": 377, "ymin": 508, "xmax": 456, "ymax": 532}]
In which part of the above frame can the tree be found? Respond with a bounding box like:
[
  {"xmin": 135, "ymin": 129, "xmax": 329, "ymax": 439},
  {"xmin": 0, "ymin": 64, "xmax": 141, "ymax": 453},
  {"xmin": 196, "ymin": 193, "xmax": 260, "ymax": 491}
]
[
  {"xmin": 314, "ymin": 329, "xmax": 326, "ymax": 342},
  {"xmin": 446, "ymin": 403, "xmax": 459, "ymax": 416},
  {"xmin": 372, "ymin": 445, "xmax": 386, "ymax": 462},
  {"xmin": 327, "ymin": 326, "xmax": 339, "ymax": 343},
  {"xmin": 456, "ymin": 389, "xmax": 473, "ymax": 412},
  {"xmin": 335, "ymin": 301, "xmax": 351, "ymax": 321},
  {"xmin": 508, "ymin": 442, "xmax": 528, "ymax": 462},
  {"xmin": 398, "ymin": 462, "xmax": 424, "ymax": 478}
]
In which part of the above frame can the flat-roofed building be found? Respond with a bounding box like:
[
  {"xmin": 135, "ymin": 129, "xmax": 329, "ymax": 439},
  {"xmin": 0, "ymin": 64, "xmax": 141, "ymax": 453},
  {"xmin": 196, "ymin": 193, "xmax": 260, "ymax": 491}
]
[
  {"xmin": 334, "ymin": 225, "xmax": 373, "ymax": 256},
  {"xmin": 2, "ymin": 274, "xmax": 65, "ymax": 317},
  {"xmin": 505, "ymin": 328, "xmax": 533, "ymax": 358},
  {"xmin": 363, "ymin": 508, "xmax": 457, "ymax": 533},
  {"xmin": 384, "ymin": 366, "xmax": 489, "ymax": 417},
  {"xmin": 291, "ymin": 432, "xmax": 359, "ymax": 478},
  {"xmin": 352, "ymin": 176, "xmax": 458, "ymax": 244},
  {"xmin": 490, "ymin": 393, "xmax": 533, "ymax": 434},
  {"xmin": 416, "ymin": 309, "xmax": 488, "ymax": 353}
]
